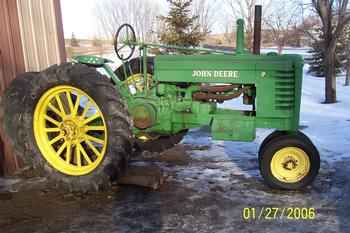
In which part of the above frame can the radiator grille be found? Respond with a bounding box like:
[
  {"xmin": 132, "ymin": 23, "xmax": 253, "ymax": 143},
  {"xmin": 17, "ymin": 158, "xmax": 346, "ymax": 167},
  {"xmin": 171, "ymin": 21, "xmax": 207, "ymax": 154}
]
[{"xmin": 274, "ymin": 70, "xmax": 295, "ymax": 110}]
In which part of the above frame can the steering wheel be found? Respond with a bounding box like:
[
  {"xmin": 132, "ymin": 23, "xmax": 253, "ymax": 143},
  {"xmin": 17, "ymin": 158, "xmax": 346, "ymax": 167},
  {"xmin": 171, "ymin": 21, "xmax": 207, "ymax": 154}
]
[{"xmin": 114, "ymin": 24, "xmax": 136, "ymax": 61}]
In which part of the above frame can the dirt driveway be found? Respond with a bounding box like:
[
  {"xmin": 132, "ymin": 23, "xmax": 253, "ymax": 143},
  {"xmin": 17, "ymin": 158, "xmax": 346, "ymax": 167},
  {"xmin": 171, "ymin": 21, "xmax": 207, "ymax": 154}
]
[{"xmin": 0, "ymin": 129, "xmax": 349, "ymax": 233}]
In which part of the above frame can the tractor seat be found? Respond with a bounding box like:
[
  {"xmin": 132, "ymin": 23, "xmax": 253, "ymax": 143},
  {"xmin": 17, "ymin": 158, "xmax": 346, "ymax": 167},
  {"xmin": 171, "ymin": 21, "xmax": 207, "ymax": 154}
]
[{"xmin": 73, "ymin": 55, "xmax": 113, "ymax": 68}]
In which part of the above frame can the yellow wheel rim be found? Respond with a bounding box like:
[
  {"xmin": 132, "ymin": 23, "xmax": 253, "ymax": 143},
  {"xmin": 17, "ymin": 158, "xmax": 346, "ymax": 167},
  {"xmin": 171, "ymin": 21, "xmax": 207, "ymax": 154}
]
[
  {"xmin": 124, "ymin": 73, "xmax": 152, "ymax": 94},
  {"xmin": 270, "ymin": 147, "xmax": 310, "ymax": 183},
  {"xmin": 33, "ymin": 85, "xmax": 108, "ymax": 176}
]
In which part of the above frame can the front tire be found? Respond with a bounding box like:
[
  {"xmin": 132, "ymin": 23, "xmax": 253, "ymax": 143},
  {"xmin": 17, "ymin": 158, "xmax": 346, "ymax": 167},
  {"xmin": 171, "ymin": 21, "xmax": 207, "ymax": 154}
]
[
  {"xmin": 3, "ymin": 63, "xmax": 132, "ymax": 192},
  {"xmin": 259, "ymin": 133, "xmax": 320, "ymax": 190},
  {"xmin": 114, "ymin": 57, "xmax": 154, "ymax": 81}
]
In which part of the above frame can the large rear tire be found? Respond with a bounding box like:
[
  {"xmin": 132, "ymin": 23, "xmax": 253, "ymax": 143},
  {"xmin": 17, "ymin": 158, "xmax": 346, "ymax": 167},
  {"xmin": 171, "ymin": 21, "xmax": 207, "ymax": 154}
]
[
  {"xmin": 2, "ymin": 63, "xmax": 133, "ymax": 192},
  {"xmin": 1, "ymin": 72, "xmax": 38, "ymax": 166}
]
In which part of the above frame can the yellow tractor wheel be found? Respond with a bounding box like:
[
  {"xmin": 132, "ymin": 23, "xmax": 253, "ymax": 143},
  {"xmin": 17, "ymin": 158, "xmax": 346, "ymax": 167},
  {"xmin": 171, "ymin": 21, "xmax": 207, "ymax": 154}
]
[
  {"xmin": 2, "ymin": 63, "xmax": 132, "ymax": 192},
  {"xmin": 259, "ymin": 133, "xmax": 320, "ymax": 190},
  {"xmin": 33, "ymin": 85, "xmax": 108, "ymax": 176}
]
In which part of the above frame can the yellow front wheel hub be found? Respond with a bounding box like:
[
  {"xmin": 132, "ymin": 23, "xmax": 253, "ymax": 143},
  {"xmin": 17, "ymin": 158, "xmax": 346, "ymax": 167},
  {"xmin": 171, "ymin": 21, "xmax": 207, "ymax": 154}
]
[
  {"xmin": 33, "ymin": 85, "xmax": 108, "ymax": 176},
  {"xmin": 270, "ymin": 147, "xmax": 310, "ymax": 183}
]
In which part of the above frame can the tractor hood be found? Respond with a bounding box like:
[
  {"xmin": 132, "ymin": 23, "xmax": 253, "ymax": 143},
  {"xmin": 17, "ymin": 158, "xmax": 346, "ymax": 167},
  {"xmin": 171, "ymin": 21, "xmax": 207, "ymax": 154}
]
[{"xmin": 154, "ymin": 54, "xmax": 303, "ymax": 85}]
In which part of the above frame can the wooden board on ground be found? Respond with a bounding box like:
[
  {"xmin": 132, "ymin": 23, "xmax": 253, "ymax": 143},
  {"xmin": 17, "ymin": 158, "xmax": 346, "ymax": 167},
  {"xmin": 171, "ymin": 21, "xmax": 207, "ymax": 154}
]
[{"xmin": 118, "ymin": 163, "xmax": 166, "ymax": 190}]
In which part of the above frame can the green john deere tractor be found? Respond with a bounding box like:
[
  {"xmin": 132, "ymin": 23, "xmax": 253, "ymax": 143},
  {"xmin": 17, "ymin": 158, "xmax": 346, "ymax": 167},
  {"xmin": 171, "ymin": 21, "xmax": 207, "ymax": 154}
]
[{"xmin": 1, "ymin": 19, "xmax": 320, "ymax": 192}]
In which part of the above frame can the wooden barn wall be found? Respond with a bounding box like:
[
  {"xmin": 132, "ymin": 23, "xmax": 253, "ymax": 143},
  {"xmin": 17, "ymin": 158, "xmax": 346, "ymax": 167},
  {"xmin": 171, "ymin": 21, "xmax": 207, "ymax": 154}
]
[
  {"xmin": 0, "ymin": 0, "xmax": 26, "ymax": 175},
  {"xmin": 0, "ymin": 0, "xmax": 25, "ymax": 93},
  {"xmin": 0, "ymin": 0, "xmax": 65, "ymax": 175},
  {"xmin": 16, "ymin": 0, "xmax": 66, "ymax": 71}
]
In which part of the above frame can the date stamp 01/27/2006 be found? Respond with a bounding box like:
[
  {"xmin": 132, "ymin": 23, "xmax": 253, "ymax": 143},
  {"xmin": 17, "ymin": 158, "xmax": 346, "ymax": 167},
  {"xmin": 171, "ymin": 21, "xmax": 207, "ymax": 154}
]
[{"xmin": 242, "ymin": 207, "xmax": 316, "ymax": 221}]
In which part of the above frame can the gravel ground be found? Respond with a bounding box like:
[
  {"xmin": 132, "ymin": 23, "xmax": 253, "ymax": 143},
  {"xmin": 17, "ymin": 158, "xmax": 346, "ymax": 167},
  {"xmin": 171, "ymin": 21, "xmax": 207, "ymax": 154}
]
[{"xmin": 0, "ymin": 129, "xmax": 349, "ymax": 233}]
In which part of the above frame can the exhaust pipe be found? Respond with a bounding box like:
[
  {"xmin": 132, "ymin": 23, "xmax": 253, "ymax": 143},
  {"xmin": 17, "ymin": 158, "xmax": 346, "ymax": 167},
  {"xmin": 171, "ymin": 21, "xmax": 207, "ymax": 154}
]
[
  {"xmin": 236, "ymin": 19, "xmax": 245, "ymax": 54},
  {"xmin": 253, "ymin": 5, "xmax": 262, "ymax": 55}
]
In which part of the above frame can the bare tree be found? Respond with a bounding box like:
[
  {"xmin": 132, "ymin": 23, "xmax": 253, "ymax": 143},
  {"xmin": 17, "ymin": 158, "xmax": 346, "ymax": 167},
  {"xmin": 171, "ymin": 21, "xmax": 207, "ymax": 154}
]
[
  {"xmin": 215, "ymin": 10, "xmax": 235, "ymax": 45},
  {"xmin": 94, "ymin": 0, "xmax": 160, "ymax": 42},
  {"xmin": 192, "ymin": 0, "xmax": 219, "ymax": 35},
  {"xmin": 224, "ymin": 0, "xmax": 255, "ymax": 49},
  {"xmin": 345, "ymin": 47, "xmax": 350, "ymax": 86},
  {"xmin": 264, "ymin": 0, "xmax": 302, "ymax": 53},
  {"xmin": 224, "ymin": 0, "xmax": 273, "ymax": 50},
  {"xmin": 311, "ymin": 0, "xmax": 350, "ymax": 103},
  {"xmin": 343, "ymin": 25, "xmax": 350, "ymax": 86},
  {"xmin": 223, "ymin": 19, "xmax": 235, "ymax": 45}
]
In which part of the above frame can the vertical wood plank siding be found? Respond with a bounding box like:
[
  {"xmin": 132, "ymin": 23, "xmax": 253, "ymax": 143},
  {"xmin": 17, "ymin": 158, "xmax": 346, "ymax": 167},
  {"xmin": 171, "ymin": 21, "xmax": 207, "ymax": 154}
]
[
  {"xmin": 17, "ymin": 0, "xmax": 66, "ymax": 71},
  {"xmin": 0, "ymin": 0, "xmax": 65, "ymax": 175},
  {"xmin": 0, "ymin": 0, "xmax": 26, "ymax": 175},
  {"xmin": 53, "ymin": 0, "xmax": 67, "ymax": 63}
]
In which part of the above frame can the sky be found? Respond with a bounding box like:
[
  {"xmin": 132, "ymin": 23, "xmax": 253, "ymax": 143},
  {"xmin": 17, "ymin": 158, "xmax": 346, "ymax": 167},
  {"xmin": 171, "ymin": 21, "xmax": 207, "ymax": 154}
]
[
  {"xmin": 60, "ymin": 0, "xmax": 309, "ymax": 39},
  {"xmin": 61, "ymin": 0, "xmax": 105, "ymax": 39},
  {"xmin": 60, "ymin": 0, "xmax": 168, "ymax": 39}
]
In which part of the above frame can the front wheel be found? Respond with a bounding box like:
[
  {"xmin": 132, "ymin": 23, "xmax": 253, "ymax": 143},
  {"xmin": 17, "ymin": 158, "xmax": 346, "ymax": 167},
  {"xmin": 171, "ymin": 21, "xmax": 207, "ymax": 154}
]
[{"xmin": 259, "ymin": 133, "xmax": 320, "ymax": 190}]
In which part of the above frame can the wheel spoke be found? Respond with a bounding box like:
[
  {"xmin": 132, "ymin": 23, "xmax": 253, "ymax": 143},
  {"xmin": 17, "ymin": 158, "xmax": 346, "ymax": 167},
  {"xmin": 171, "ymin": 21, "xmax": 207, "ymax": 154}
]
[
  {"xmin": 72, "ymin": 93, "xmax": 81, "ymax": 116},
  {"xmin": 83, "ymin": 113, "xmax": 101, "ymax": 125},
  {"xmin": 81, "ymin": 101, "xmax": 92, "ymax": 118},
  {"xmin": 45, "ymin": 127, "xmax": 61, "ymax": 133},
  {"xmin": 85, "ymin": 134, "xmax": 105, "ymax": 144},
  {"xmin": 66, "ymin": 143, "xmax": 71, "ymax": 164},
  {"xmin": 78, "ymin": 143, "xmax": 92, "ymax": 164},
  {"xmin": 55, "ymin": 95, "xmax": 66, "ymax": 116},
  {"xmin": 49, "ymin": 134, "xmax": 63, "ymax": 145},
  {"xmin": 34, "ymin": 85, "xmax": 110, "ymax": 175},
  {"xmin": 56, "ymin": 141, "xmax": 67, "ymax": 156},
  {"xmin": 86, "ymin": 140, "xmax": 101, "ymax": 157},
  {"xmin": 66, "ymin": 91, "xmax": 74, "ymax": 114},
  {"xmin": 75, "ymin": 145, "xmax": 81, "ymax": 167},
  {"xmin": 126, "ymin": 27, "xmax": 129, "ymax": 41},
  {"xmin": 45, "ymin": 115, "xmax": 60, "ymax": 126},
  {"xmin": 118, "ymin": 44, "xmax": 127, "ymax": 52},
  {"xmin": 48, "ymin": 103, "xmax": 64, "ymax": 118},
  {"xmin": 86, "ymin": 126, "xmax": 105, "ymax": 131}
]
